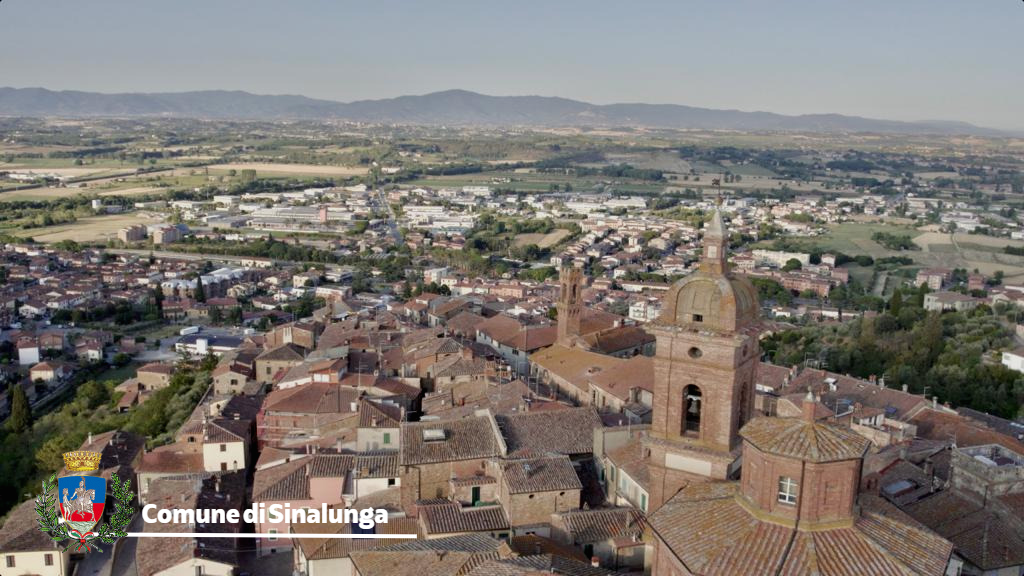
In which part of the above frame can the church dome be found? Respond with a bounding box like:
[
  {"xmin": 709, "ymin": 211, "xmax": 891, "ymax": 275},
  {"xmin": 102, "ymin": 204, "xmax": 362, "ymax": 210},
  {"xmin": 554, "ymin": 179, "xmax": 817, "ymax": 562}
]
[
  {"xmin": 659, "ymin": 272, "xmax": 759, "ymax": 332},
  {"xmin": 655, "ymin": 206, "xmax": 760, "ymax": 333}
]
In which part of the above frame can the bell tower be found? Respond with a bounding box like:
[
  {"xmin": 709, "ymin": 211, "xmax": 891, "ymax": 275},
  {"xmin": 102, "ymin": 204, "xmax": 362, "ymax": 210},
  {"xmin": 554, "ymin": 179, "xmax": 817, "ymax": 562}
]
[
  {"xmin": 644, "ymin": 206, "xmax": 762, "ymax": 510},
  {"xmin": 557, "ymin": 264, "xmax": 584, "ymax": 345}
]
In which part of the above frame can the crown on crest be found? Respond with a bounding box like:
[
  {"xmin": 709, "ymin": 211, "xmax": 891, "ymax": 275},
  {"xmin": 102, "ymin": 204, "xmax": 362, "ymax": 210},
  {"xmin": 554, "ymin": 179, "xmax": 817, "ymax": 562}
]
[{"xmin": 62, "ymin": 451, "xmax": 102, "ymax": 472}]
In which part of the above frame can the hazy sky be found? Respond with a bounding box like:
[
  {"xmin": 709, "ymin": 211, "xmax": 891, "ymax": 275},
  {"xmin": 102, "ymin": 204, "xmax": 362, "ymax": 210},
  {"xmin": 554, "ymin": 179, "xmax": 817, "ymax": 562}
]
[{"xmin": 1, "ymin": 0, "xmax": 1021, "ymax": 129}]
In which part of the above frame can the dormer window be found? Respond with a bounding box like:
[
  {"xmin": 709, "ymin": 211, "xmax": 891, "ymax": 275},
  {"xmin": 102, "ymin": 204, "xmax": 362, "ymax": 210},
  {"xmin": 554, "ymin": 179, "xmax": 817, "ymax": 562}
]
[{"xmin": 778, "ymin": 476, "xmax": 798, "ymax": 505}]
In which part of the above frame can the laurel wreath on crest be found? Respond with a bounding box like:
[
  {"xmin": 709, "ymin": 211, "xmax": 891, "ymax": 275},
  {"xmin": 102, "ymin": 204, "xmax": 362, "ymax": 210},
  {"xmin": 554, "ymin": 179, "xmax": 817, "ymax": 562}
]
[{"xmin": 34, "ymin": 472, "xmax": 135, "ymax": 553}]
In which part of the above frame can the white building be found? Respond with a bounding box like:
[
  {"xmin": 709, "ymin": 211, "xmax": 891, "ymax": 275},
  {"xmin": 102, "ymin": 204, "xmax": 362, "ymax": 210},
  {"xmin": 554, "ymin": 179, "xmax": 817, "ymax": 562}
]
[{"xmin": 1002, "ymin": 347, "xmax": 1024, "ymax": 373}]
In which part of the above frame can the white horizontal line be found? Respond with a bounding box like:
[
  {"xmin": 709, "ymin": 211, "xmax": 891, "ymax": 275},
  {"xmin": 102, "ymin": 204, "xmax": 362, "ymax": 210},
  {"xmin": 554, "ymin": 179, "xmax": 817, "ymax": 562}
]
[{"xmin": 126, "ymin": 533, "xmax": 417, "ymax": 539}]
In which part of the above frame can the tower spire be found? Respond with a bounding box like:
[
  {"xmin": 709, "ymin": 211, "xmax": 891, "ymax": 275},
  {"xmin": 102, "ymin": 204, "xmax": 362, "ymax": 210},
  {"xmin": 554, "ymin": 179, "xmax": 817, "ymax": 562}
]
[{"xmin": 700, "ymin": 207, "xmax": 729, "ymax": 276}]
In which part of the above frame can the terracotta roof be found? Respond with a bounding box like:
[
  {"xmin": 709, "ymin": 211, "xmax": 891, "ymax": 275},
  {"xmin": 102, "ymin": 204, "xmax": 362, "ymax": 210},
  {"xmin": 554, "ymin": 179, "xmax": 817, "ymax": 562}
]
[
  {"xmin": 529, "ymin": 344, "xmax": 624, "ymax": 395},
  {"xmin": 580, "ymin": 324, "xmax": 654, "ymax": 355},
  {"xmin": 476, "ymin": 314, "xmax": 523, "ymax": 343},
  {"xmin": 136, "ymin": 444, "xmax": 204, "ymax": 474},
  {"xmin": 740, "ymin": 415, "xmax": 872, "ymax": 463},
  {"xmin": 137, "ymin": 362, "xmax": 174, "ymax": 375},
  {"xmin": 253, "ymin": 457, "xmax": 312, "ymax": 501},
  {"xmin": 359, "ymin": 400, "xmax": 403, "ymax": 428},
  {"xmin": 586, "ymin": 355, "xmax": 653, "ymax": 400},
  {"xmin": 446, "ymin": 311, "xmax": 487, "ymax": 336},
  {"xmin": 903, "ymin": 490, "xmax": 1024, "ymax": 570},
  {"xmin": 466, "ymin": 555, "xmax": 615, "ymax": 576},
  {"xmin": 554, "ymin": 507, "xmax": 646, "ymax": 545},
  {"xmin": 263, "ymin": 381, "xmax": 360, "ymax": 414},
  {"xmin": 256, "ymin": 343, "xmax": 306, "ymax": 362},
  {"xmin": 0, "ymin": 499, "xmax": 59, "ymax": 553},
  {"xmin": 431, "ymin": 355, "xmax": 490, "ymax": 380},
  {"xmin": 650, "ymin": 482, "xmax": 952, "ymax": 576},
  {"xmin": 910, "ymin": 409, "xmax": 1024, "ymax": 453},
  {"xmin": 400, "ymin": 416, "xmax": 503, "ymax": 466},
  {"xmin": 420, "ymin": 503, "xmax": 510, "ymax": 536},
  {"xmin": 136, "ymin": 473, "xmax": 245, "ymax": 576},
  {"xmin": 578, "ymin": 308, "xmax": 623, "ymax": 336},
  {"xmin": 349, "ymin": 549, "xmax": 476, "ymax": 576},
  {"xmin": 500, "ymin": 455, "xmax": 582, "ymax": 494},
  {"xmin": 785, "ymin": 368, "xmax": 929, "ymax": 421},
  {"xmin": 293, "ymin": 514, "xmax": 419, "ymax": 561},
  {"xmin": 605, "ymin": 438, "xmax": 651, "ymax": 491},
  {"xmin": 756, "ymin": 361, "xmax": 794, "ymax": 391},
  {"xmin": 498, "ymin": 325, "xmax": 558, "ymax": 352},
  {"xmin": 505, "ymin": 534, "xmax": 588, "ymax": 563},
  {"xmin": 496, "ymin": 407, "xmax": 601, "ymax": 457}
]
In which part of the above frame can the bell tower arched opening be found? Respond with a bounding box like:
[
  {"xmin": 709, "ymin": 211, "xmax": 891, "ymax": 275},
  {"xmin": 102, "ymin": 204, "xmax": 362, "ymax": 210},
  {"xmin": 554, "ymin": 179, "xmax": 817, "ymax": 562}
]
[{"xmin": 683, "ymin": 384, "xmax": 702, "ymax": 437}]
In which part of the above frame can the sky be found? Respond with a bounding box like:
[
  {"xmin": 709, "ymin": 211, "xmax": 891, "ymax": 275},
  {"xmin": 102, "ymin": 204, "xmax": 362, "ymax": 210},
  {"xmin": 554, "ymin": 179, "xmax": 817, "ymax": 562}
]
[{"xmin": 1, "ymin": 0, "xmax": 1021, "ymax": 129}]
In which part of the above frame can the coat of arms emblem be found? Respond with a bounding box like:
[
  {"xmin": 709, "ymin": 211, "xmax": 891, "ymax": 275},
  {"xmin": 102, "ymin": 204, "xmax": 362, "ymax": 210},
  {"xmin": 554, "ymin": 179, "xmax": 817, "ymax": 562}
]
[{"xmin": 34, "ymin": 450, "xmax": 135, "ymax": 552}]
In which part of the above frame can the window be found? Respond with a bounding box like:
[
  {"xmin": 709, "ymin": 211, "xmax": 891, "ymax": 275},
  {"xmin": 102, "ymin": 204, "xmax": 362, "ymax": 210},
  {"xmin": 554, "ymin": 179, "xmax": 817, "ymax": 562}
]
[
  {"xmin": 220, "ymin": 444, "xmax": 227, "ymax": 452},
  {"xmin": 6, "ymin": 556, "xmax": 14, "ymax": 568},
  {"xmin": 640, "ymin": 493, "xmax": 647, "ymax": 512},
  {"xmin": 692, "ymin": 314, "xmax": 703, "ymax": 323},
  {"xmin": 268, "ymin": 529, "xmax": 278, "ymax": 541},
  {"xmin": 778, "ymin": 476, "xmax": 798, "ymax": 505},
  {"xmin": 388, "ymin": 478, "xmax": 396, "ymax": 486},
  {"xmin": 45, "ymin": 553, "xmax": 53, "ymax": 566},
  {"xmin": 383, "ymin": 432, "xmax": 391, "ymax": 445},
  {"xmin": 220, "ymin": 462, "xmax": 227, "ymax": 471}
]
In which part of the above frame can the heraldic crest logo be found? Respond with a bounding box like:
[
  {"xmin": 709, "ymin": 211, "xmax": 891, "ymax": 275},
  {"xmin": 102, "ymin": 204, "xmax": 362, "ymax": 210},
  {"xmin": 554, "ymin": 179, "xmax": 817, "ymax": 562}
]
[{"xmin": 34, "ymin": 450, "xmax": 135, "ymax": 552}]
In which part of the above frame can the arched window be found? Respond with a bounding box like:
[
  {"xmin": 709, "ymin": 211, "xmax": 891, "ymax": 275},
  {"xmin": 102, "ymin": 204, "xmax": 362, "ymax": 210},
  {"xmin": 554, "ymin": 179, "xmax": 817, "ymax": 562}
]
[{"xmin": 682, "ymin": 384, "xmax": 702, "ymax": 437}]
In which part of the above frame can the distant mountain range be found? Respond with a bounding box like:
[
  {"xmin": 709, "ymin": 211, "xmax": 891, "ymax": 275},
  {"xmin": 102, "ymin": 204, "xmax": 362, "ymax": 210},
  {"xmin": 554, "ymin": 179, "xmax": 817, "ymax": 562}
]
[{"xmin": 0, "ymin": 87, "xmax": 1007, "ymax": 136}]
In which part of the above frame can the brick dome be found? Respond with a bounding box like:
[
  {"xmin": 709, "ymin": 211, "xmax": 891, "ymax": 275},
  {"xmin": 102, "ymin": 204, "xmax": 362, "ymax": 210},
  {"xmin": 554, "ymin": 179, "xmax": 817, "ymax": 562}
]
[{"xmin": 655, "ymin": 208, "xmax": 759, "ymax": 333}]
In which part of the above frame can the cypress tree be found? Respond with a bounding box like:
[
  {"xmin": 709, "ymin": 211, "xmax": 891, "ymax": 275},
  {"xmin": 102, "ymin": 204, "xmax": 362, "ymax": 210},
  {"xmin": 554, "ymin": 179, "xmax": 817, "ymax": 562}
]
[
  {"xmin": 8, "ymin": 383, "xmax": 31, "ymax": 433},
  {"xmin": 194, "ymin": 274, "xmax": 206, "ymax": 303}
]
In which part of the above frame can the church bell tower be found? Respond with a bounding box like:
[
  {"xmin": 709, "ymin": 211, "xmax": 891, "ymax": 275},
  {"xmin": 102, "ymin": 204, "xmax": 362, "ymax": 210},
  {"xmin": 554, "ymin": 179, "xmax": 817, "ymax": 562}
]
[{"xmin": 644, "ymin": 206, "xmax": 762, "ymax": 510}]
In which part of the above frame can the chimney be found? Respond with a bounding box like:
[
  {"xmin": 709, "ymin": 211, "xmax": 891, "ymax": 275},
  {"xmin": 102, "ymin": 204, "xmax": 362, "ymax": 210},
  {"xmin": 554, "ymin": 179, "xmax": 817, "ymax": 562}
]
[
  {"xmin": 534, "ymin": 542, "xmax": 542, "ymax": 555},
  {"xmin": 591, "ymin": 557, "xmax": 600, "ymax": 568},
  {"xmin": 801, "ymin": 389, "xmax": 817, "ymax": 422},
  {"xmin": 901, "ymin": 384, "xmax": 908, "ymax": 393},
  {"xmin": 933, "ymin": 396, "xmax": 939, "ymax": 409},
  {"xmin": 87, "ymin": 431, "xmax": 93, "ymax": 446},
  {"xmin": 214, "ymin": 477, "xmax": 221, "ymax": 493}
]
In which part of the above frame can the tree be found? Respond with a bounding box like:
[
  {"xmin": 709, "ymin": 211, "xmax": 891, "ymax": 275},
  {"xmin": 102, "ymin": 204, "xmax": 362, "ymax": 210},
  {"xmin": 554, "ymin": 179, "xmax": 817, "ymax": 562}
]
[
  {"xmin": 8, "ymin": 383, "xmax": 31, "ymax": 433},
  {"xmin": 194, "ymin": 274, "xmax": 206, "ymax": 303},
  {"xmin": 209, "ymin": 306, "xmax": 223, "ymax": 324},
  {"xmin": 782, "ymin": 258, "xmax": 803, "ymax": 272},
  {"xmin": 889, "ymin": 290, "xmax": 903, "ymax": 316}
]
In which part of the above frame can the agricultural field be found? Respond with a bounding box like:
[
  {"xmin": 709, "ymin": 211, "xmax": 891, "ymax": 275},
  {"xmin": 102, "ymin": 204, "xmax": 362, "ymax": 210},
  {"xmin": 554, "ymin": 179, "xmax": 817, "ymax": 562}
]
[
  {"xmin": 513, "ymin": 229, "xmax": 572, "ymax": 249},
  {"xmin": 206, "ymin": 163, "xmax": 368, "ymax": 177},
  {"xmin": 13, "ymin": 213, "xmax": 161, "ymax": 243}
]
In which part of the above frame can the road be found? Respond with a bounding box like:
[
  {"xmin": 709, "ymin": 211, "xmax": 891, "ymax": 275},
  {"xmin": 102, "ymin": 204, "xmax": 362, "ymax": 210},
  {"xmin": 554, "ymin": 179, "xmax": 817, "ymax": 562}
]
[
  {"xmin": 104, "ymin": 248, "xmax": 274, "ymax": 266},
  {"xmin": 377, "ymin": 189, "xmax": 403, "ymax": 243}
]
